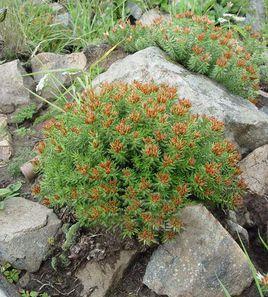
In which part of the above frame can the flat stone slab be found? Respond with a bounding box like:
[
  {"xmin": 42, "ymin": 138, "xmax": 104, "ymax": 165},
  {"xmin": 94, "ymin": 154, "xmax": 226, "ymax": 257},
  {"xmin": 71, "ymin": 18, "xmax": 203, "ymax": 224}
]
[
  {"xmin": 143, "ymin": 205, "xmax": 253, "ymax": 297},
  {"xmin": 0, "ymin": 197, "xmax": 61, "ymax": 272},
  {"xmin": 76, "ymin": 250, "xmax": 136, "ymax": 297}
]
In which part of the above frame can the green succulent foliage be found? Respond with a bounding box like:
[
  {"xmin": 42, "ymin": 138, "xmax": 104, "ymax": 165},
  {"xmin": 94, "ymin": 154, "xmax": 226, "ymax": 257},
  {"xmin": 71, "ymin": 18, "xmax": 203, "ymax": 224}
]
[
  {"xmin": 62, "ymin": 222, "xmax": 80, "ymax": 251},
  {"xmin": 37, "ymin": 82, "xmax": 244, "ymax": 245},
  {"xmin": 0, "ymin": 262, "xmax": 20, "ymax": 284},
  {"xmin": 0, "ymin": 181, "xmax": 22, "ymax": 210},
  {"xmin": 108, "ymin": 14, "xmax": 263, "ymax": 101}
]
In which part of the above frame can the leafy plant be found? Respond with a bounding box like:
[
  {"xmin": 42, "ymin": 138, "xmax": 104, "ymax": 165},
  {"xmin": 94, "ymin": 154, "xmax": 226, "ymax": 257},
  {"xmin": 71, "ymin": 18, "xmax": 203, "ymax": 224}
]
[
  {"xmin": 0, "ymin": 262, "xmax": 20, "ymax": 284},
  {"xmin": 0, "ymin": 181, "xmax": 22, "ymax": 209},
  {"xmin": 107, "ymin": 13, "xmax": 263, "ymax": 101},
  {"xmin": 12, "ymin": 104, "xmax": 37, "ymax": 124},
  {"xmin": 50, "ymin": 222, "xmax": 80, "ymax": 270},
  {"xmin": 36, "ymin": 82, "xmax": 244, "ymax": 245},
  {"xmin": 20, "ymin": 290, "xmax": 50, "ymax": 297}
]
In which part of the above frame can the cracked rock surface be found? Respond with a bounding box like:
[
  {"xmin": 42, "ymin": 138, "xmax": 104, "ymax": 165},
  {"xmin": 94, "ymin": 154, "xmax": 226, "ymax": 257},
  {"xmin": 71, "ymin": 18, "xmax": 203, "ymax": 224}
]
[
  {"xmin": 0, "ymin": 60, "xmax": 34, "ymax": 114},
  {"xmin": 143, "ymin": 205, "xmax": 253, "ymax": 297},
  {"xmin": 0, "ymin": 197, "xmax": 61, "ymax": 272},
  {"xmin": 239, "ymin": 144, "xmax": 268, "ymax": 196}
]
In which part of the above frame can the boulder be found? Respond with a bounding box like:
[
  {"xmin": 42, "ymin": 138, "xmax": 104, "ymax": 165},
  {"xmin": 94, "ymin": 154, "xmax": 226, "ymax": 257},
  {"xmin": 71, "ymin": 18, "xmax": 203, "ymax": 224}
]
[
  {"xmin": 239, "ymin": 144, "xmax": 268, "ymax": 196},
  {"xmin": 31, "ymin": 52, "xmax": 87, "ymax": 100},
  {"xmin": 0, "ymin": 114, "xmax": 12, "ymax": 163},
  {"xmin": 93, "ymin": 47, "xmax": 268, "ymax": 154},
  {"xmin": 0, "ymin": 60, "xmax": 34, "ymax": 114},
  {"xmin": 143, "ymin": 205, "xmax": 253, "ymax": 297},
  {"xmin": 0, "ymin": 197, "xmax": 61, "ymax": 272},
  {"xmin": 76, "ymin": 250, "xmax": 136, "ymax": 297}
]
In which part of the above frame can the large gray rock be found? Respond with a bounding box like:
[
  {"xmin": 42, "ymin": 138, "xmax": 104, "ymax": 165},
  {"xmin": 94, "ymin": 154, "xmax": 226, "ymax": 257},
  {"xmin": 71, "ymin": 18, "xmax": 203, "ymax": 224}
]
[
  {"xmin": 246, "ymin": 0, "xmax": 266, "ymax": 31},
  {"xmin": 0, "ymin": 60, "xmax": 34, "ymax": 114},
  {"xmin": 31, "ymin": 52, "xmax": 87, "ymax": 100},
  {"xmin": 239, "ymin": 144, "xmax": 268, "ymax": 196},
  {"xmin": 0, "ymin": 197, "xmax": 61, "ymax": 272},
  {"xmin": 76, "ymin": 250, "xmax": 136, "ymax": 297},
  {"xmin": 143, "ymin": 205, "xmax": 253, "ymax": 297},
  {"xmin": 93, "ymin": 47, "xmax": 268, "ymax": 154}
]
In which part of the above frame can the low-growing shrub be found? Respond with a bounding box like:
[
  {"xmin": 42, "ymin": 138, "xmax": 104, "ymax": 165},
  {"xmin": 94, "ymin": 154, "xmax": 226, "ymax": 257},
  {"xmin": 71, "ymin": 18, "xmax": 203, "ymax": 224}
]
[
  {"xmin": 36, "ymin": 82, "xmax": 245, "ymax": 245},
  {"xmin": 107, "ymin": 12, "xmax": 263, "ymax": 102}
]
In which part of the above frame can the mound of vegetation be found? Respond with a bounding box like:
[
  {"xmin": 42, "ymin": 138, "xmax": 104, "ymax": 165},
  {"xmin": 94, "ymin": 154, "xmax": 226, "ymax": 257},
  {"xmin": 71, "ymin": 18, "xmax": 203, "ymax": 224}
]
[
  {"xmin": 34, "ymin": 82, "xmax": 245, "ymax": 245},
  {"xmin": 107, "ymin": 12, "xmax": 263, "ymax": 102}
]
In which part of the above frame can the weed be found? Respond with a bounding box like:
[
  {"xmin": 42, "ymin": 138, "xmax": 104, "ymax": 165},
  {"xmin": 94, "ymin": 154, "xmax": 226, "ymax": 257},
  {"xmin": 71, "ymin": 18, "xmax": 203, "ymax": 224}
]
[
  {"xmin": 12, "ymin": 104, "xmax": 37, "ymax": 124},
  {"xmin": 0, "ymin": 181, "xmax": 22, "ymax": 209},
  {"xmin": 0, "ymin": 262, "xmax": 20, "ymax": 284}
]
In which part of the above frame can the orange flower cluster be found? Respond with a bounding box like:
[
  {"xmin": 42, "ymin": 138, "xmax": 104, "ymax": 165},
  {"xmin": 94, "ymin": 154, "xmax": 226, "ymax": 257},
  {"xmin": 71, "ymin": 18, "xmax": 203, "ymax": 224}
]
[
  {"xmin": 145, "ymin": 143, "xmax": 159, "ymax": 157},
  {"xmin": 116, "ymin": 119, "xmax": 131, "ymax": 135},
  {"xmin": 110, "ymin": 139, "xmax": 124, "ymax": 153}
]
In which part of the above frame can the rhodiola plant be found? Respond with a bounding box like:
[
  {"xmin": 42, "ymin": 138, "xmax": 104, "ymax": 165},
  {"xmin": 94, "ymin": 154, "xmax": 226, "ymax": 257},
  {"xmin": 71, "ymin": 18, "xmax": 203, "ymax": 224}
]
[
  {"xmin": 107, "ymin": 12, "xmax": 263, "ymax": 103},
  {"xmin": 34, "ymin": 82, "xmax": 245, "ymax": 245}
]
